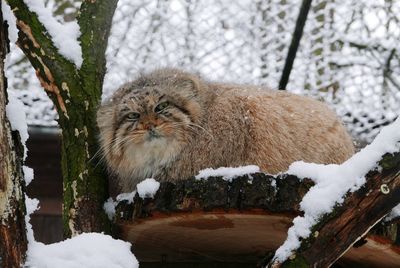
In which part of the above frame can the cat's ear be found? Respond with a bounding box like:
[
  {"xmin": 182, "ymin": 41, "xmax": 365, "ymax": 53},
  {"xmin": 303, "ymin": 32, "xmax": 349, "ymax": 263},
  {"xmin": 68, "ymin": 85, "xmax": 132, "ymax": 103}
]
[{"xmin": 174, "ymin": 74, "xmax": 201, "ymax": 97}]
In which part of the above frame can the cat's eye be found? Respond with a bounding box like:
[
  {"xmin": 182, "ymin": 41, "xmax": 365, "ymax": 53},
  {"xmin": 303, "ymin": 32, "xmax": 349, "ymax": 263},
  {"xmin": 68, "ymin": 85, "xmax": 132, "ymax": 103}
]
[
  {"xmin": 155, "ymin": 102, "xmax": 169, "ymax": 113},
  {"xmin": 126, "ymin": 112, "xmax": 140, "ymax": 120}
]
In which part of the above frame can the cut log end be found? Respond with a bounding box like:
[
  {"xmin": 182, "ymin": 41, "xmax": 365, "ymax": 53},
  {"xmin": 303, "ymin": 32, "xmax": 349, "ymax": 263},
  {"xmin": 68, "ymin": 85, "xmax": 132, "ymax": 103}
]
[{"xmin": 114, "ymin": 173, "xmax": 400, "ymax": 266}]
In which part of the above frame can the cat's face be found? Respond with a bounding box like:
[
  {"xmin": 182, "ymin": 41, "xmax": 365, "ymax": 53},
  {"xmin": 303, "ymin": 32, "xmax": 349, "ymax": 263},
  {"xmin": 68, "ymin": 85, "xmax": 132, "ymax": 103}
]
[
  {"xmin": 97, "ymin": 71, "xmax": 205, "ymax": 164},
  {"xmin": 115, "ymin": 87, "xmax": 193, "ymax": 146}
]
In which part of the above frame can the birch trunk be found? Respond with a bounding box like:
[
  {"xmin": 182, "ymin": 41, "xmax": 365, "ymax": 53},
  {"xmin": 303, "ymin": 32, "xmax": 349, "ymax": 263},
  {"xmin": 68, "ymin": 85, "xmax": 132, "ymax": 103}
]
[{"xmin": 0, "ymin": 7, "xmax": 28, "ymax": 267}]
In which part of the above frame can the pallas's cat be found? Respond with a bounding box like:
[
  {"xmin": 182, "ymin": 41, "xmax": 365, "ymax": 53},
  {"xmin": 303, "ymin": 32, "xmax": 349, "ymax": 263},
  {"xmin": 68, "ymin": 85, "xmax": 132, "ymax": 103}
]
[{"xmin": 97, "ymin": 68, "xmax": 354, "ymax": 192}]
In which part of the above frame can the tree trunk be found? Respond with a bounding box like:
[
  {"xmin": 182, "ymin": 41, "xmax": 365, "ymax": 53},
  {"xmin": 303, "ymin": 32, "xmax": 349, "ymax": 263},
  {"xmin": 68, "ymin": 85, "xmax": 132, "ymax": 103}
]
[
  {"xmin": 6, "ymin": 0, "xmax": 119, "ymax": 237},
  {"xmin": 0, "ymin": 7, "xmax": 28, "ymax": 267}
]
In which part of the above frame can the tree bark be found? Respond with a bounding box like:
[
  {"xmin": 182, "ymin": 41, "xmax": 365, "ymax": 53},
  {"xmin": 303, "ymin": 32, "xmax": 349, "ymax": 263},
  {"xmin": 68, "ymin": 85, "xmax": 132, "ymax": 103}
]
[
  {"xmin": 0, "ymin": 8, "xmax": 28, "ymax": 267},
  {"xmin": 117, "ymin": 174, "xmax": 313, "ymax": 220},
  {"xmin": 6, "ymin": 0, "xmax": 119, "ymax": 237}
]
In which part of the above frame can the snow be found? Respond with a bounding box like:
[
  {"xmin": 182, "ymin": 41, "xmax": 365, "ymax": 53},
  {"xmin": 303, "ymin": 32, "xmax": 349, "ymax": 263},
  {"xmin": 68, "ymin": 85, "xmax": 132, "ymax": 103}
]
[
  {"xmin": 26, "ymin": 195, "xmax": 139, "ymax": 267},
  {"xmin": 104, "ymin": 178, "xmax": 160, "ymax": 219},
  {"xmin": 23, "ymin": 0, "xmax": 83, "ymax": 68},
  {"xmin": 273, "ymin": 117, "xmax": 400, "ymax": 263},
  {"xmin": 19, "ymin": 146, "xmax": 139, "ymax": 268},
  {"xmin": 104, "ymin": 191, "xmax": 137, "ymax": 220},
  {"xmin": 25, "ymin": 232, "xmax": 139, "ymax": 268},
  {"xmin": 136, "ymin": 178, "xmax": 160, "ymax": 199},
  {"xmin": 2, "ymin": 1, "xmax": 18, "ymax": 44},
  {"xmin": 105, "ymin": 178, "xmax": 160, "ymax": 220},
  {"xmin": 5, "ymin": 89, "xmax": 35, "ymax": 186},
  {"xmin": 116, "ymin": 191, "xmax": 137, "ymax": 204},
  {"xmin": 23, "ymin": 166, "xmax": 34, "ymax": 186},
  {"xmin": 103, "ymin": 198, "xmax": 117, "ymax": 221},
  {"xmin": 6, "ymin": 91, "xmax": 29, "ymax": 160},
  {"xmin": 25, "ymin": 195, "xmax": 40, "ymax": 244},
  {"xmin": 195, "ymin": 165, "xmax": 260, "ymax": 181},
  {"xmin": 386, "ymin": 204, "xmax": 400, "ymax": 222}
]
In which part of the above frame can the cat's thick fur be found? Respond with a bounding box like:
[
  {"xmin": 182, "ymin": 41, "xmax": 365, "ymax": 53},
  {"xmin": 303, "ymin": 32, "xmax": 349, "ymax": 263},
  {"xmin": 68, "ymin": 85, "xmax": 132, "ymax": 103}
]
[{"xmin": 97, "ymin": 68, "xmax": 355, "ymax": 192}]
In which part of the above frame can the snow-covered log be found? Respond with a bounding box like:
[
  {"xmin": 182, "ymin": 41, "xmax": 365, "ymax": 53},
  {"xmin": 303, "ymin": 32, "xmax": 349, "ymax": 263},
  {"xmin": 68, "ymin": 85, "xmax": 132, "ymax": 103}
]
[
  {"xmin": 114, "ymin": 151, "xmax": 400, "ymax": 266},
  {"xmin": 0, "ymin": 8, "xmax": 27, "ymax": 266},
  {"xmin": 266, "ymin": 152, "xmax": 400, "ymax": 267},
  {"xmin": 6, "ymin": 0, "xmax": 118, "ymax": 237}
]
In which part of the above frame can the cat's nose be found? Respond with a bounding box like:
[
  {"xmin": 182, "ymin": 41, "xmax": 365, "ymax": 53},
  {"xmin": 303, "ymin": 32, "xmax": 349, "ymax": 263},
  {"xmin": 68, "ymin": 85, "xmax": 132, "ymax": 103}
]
[{"xmin": 144, "ymin": 122, "xmax": 155, "ymax": 130}]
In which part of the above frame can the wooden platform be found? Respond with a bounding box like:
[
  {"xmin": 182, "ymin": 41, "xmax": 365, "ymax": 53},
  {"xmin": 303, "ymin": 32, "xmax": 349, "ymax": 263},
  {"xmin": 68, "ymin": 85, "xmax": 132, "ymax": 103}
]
[
  {"xmin": 112, "ymin": 170, "xmax": 400, "ymax": 267},
  {"xmin": 117, "ymin": 210, "xmax": 400, "ymax": 267},
  {"xmin": 118, "ymin": 211, "xmax": 292, "ymax": 263}
]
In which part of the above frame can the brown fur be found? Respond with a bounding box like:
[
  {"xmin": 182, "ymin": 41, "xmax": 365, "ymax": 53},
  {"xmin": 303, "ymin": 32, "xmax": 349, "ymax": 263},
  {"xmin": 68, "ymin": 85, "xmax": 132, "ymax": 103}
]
[{"xmin": 97, "ymin": 68, "xmax": 355, "ymax": 192}]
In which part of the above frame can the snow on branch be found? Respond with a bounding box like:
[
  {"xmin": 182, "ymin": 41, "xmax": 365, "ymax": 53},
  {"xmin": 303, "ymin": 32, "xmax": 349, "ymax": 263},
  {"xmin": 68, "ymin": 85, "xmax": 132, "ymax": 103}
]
[
  {"xmin": 104, "ymin": 178, "xmax": 160, "ymax": 220},
  {"xmin": 22, "ymin": 0, "xmax": 82, "ymax": 67},
  {"xmin": 195, "ymin": 165, "xmax": 261, "ymax": 181}
]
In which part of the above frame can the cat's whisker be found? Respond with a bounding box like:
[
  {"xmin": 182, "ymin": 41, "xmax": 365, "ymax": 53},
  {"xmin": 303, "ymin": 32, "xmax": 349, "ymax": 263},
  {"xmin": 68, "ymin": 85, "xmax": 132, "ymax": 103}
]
[
  {"xmin": 169, "ymin": 122, "xmax": 214, "ymax": 140},
  {"xmin": 113, "ymin": 135, "xmax": 137, "ymax": 149},
  {"xmin": 106, "ymin": 135, "xmax": 134, "ymax": 158},
  {"xmin": 91, "ymin": 135, "xmax": 123, "ymax": 166},
  {"xmin": 90, "ymin": 147, "xmax": 104, "ymax": 164},
  {"xmin": 188, "ymin": 123, "xmax": 214, "ymax": 139}
]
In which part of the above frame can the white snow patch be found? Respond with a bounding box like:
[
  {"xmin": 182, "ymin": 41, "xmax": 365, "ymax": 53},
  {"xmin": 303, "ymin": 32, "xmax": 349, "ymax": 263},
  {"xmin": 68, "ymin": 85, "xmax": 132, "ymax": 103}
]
[
  {"xmin": 1, "ymin": 1, "xmax": 18, "ymax": 44},
  {"xmin": 23, "ymin": 167, "xmax": 139, "ymax": 268},
  {"xmin": 23, "ymin": 0, "xmax": 83, "ymax": 68},
  {"xmin": 25, "ymin": 232, "xmax": 139, "ymax": 268},
  {"xmin": 116, "ymin": 191, "xmax": 137, "ymax": 204},
  {"xmin": 385, "ymin": 204, "xmax": 400, "ymax": 222},
  {"xmin": 26, "ymin": 197, "xmax": 138, "ymax": 268},
  {"xmin": 195, "ymin": 165, "xmax": 260, "ymax": 181},
  {"xmin": 103, "ymin": 197, "xmax": 117, "ymax": 221},
  {"xmin": 25, "ymin": 195, "xmax": 40, "ymax": 244},
  {"xmin": 6, "ymin": 91, "xmax": 29, "ymax": 160},
  {"xmin": 103, "ymin": 191, "xmax": 137, "ymax": 220},
  {"xmin": 23, "ymin": 166, "xmax": 34, "ymax": 186},
  {"xmin": 137, "ymin": 178, "xmax": 160, "ymax": 199},
  {"xmin": 273, "ymin": 117, "xmax": 400, "ymax": 263}
]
